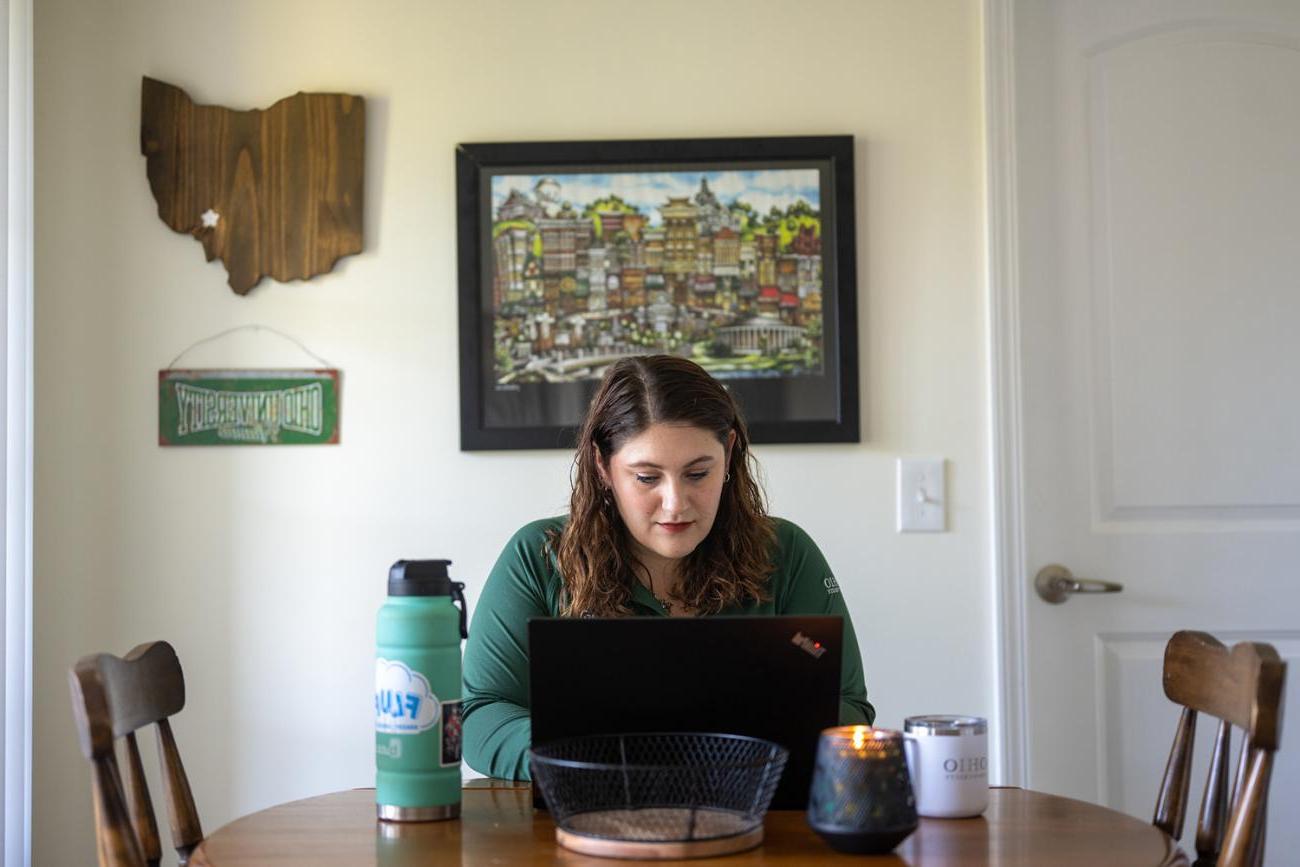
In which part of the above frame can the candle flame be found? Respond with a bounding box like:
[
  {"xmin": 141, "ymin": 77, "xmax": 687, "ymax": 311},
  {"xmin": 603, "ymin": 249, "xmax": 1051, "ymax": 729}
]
[{"xmin": 851, "ymin": 725, "xmax": 868, "ymax": 750}]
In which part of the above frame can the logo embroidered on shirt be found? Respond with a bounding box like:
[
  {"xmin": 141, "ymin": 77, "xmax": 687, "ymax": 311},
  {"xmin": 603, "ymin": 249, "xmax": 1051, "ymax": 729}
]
[{"xmin": 823, "ymin": 575, "xmax": 841, "ymax": 595}]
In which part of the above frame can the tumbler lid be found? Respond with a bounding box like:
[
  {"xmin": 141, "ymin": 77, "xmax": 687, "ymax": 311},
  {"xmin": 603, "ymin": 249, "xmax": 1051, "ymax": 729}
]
[
  {"xmin": 904, "ymin": 715, "xmax": 987, "ymax": 736},
  {"xmin": 388, "ymin": 559, "xmax": 455, "ymax": 596}
]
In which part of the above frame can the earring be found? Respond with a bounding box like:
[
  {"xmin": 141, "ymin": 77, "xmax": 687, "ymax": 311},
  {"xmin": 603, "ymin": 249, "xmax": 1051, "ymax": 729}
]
[{"xmin": 724, "ymin": 473, "xmax": 731, "ymax": 482}]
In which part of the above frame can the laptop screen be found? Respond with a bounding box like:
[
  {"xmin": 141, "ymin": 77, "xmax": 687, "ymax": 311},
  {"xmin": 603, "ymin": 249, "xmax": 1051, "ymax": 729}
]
[{"xmin": 529, "ymin": 615, "xmax": 843, "ymax": 810}]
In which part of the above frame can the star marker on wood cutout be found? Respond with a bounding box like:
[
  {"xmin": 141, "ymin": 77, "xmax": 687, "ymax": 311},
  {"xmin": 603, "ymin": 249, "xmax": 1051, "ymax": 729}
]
[{"xmin": 200, "ymin": 208, "xmax": 220, "ymax": 229}]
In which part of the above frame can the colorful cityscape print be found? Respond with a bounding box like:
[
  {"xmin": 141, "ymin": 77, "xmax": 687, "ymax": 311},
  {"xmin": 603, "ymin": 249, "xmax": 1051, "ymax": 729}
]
[{"xmin": 489, "ymin": 167, "xmax": 826, "ymax": 384}]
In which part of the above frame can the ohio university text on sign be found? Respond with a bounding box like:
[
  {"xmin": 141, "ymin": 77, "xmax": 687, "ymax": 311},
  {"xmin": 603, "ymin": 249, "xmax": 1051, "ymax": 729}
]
[{"xmin": 159, "ymin": 369, "xmax": 341, "ymax": 445}]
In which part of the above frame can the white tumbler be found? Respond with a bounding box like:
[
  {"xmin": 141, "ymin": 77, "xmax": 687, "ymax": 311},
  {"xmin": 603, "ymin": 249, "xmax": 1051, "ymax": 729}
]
[{"xmin": 902, "ymin": 715, "xmax": 988, "ymax": 818}]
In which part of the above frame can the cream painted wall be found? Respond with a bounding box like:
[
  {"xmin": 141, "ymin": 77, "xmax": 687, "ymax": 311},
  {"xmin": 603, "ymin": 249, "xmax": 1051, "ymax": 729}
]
[{"xmin": 33, "ymin": 0, "xmax": 987, "ymax": 862}]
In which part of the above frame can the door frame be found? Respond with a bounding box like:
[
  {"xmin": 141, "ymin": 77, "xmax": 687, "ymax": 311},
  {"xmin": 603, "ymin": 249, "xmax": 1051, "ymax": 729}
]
[
  {"xmin": 983, "ymin": 0, "xmax": 1030, "ymax": 789},
  {"xmin": 3, "ymin": 0, "xmax": 35, "ymax": 863}
]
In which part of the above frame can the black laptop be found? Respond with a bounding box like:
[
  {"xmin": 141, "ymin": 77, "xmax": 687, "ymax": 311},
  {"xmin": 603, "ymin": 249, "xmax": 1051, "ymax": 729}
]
[{"xmin": 528, "ymin": 615, "xmax": 843, "ymax": 810}]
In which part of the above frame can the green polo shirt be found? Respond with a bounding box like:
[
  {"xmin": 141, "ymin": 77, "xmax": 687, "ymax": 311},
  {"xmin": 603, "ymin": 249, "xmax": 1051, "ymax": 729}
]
[{"xmin": 461, "ymin": 516, "xmax": 875, "ymax": 781}]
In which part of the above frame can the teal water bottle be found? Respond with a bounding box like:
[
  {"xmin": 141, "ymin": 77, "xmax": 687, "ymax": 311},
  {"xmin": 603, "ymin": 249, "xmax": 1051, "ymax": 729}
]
[{"xmin": 375, "ymin": 559, "xmax": 468, "ymax": 821}]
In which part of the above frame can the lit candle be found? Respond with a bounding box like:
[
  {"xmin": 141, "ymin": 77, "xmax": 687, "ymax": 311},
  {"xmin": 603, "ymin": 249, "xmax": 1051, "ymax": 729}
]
[{"xmin": 807, "ymin": 726, "xmax": 918, "ymax": 855}]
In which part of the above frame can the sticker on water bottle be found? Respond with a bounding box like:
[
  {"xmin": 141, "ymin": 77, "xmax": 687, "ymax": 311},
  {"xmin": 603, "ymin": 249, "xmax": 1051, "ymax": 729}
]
[
  {"xmin": 440, "ymin": 700, "xmax": 463, "ymax": 767},
  {"xmin": 375, "ymin": 659, "xmax": 441, "ymax": 734}
]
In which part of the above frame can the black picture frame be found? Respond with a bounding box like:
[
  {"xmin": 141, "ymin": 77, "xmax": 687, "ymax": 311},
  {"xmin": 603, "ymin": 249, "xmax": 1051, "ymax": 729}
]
[{"xmin": 456, "ymin": 135, "xmax": 859, "ymax": 451}]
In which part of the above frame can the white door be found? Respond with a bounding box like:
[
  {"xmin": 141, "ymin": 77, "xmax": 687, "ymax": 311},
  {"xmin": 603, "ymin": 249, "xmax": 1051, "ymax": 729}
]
[{"xmin": 1002, "ymin": 0, "xmax": 1300, "ymax": 860}]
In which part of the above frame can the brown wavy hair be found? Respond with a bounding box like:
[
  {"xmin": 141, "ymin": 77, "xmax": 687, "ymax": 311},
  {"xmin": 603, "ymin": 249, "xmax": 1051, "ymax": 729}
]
[{"xmin": 549, "ymin": 355, "xmax": 776, "ymax": 616}]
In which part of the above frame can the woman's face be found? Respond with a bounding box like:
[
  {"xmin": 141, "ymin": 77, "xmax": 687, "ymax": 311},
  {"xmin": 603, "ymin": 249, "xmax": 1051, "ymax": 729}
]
[{"xmin": 598, "ymin": 423, "xmax": 735, "ymax": 575}]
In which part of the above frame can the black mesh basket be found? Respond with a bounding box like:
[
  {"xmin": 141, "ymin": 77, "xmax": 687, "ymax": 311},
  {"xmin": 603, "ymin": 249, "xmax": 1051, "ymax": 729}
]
[{"xmin": 530, "ymin": 732, "xmax": 788, "ymax": 858}]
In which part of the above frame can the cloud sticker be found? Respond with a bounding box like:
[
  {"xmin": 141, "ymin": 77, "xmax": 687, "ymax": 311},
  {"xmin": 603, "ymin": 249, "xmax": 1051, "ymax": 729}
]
[{"xmin": 375, "ymin": 658, "xmax": 441, "ymax": 734}]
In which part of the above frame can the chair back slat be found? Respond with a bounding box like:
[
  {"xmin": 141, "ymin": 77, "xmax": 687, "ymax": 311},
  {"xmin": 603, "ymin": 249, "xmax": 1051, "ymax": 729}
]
[
  {"xmin": 1155, "ymin": 631, "xmax": 1285, "ymax": 867},
  {"xmin": 122, "ymin": 733, "xmax": 162, "ymax": 864},
  {"xmin": 1248, "ymin": 795, "xmax": 1266, "ymax": 867},
  {"xmin": 1230, "ymin": 729, "xmax": 1251, "ymax": 818},
  {"xmin": 92, "ymin": 754, "xmax": 146, "ymax": 867},
  {"xmin": 1220, "ymin": 750, "xmax": 1272, "ymax": 867},
  {"xmin": 68, "ymin": 641, "xmax": 201, "ymax": 867},
  {"xmin": 1194, "ymin": 719, "xmax": 1231, "ymax": 862},
  {"xmin": 156, "ymin": 718, "xmax": 204, "ymax": 857},
  {"xmin": 1153, "ymin": 706, "xmax": 1196, "ymax": 838}
]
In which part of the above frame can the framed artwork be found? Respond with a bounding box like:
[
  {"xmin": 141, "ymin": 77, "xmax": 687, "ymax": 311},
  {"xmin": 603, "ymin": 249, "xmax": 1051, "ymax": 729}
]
[{"xmin": 456, "ymin": 136, "xmax": 859, "ymax": 451}]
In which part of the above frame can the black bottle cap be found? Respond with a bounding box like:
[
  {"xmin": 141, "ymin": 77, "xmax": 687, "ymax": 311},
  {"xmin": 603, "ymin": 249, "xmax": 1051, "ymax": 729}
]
[{"xmin": 388, "ymin": 559, "xmax": 455, "ymax": 596}]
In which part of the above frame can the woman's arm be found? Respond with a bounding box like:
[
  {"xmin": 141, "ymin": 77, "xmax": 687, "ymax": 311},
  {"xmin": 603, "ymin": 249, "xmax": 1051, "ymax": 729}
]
[
  {"xmin": 774, "ymin": 520, "xmax": 876, "ymax": 726},
  {"xmin": 462, "ymin": 520, "xmax": 558, "ymax": 780}
]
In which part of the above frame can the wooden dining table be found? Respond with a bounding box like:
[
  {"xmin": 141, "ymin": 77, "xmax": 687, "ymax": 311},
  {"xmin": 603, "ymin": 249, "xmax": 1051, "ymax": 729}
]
[{"xmin": 190, "ymin": 780, "xmax": 1188, "ymax": 866}]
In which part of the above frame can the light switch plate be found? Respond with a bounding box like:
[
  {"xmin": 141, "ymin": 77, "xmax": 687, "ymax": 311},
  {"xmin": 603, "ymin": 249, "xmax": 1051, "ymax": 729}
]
[{"xmin": 897, "ymin": 458, "xmax": 946, "ymax": 532}]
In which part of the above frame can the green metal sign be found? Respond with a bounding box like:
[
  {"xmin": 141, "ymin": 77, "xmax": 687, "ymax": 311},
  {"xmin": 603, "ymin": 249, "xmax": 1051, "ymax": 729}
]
[{"xmin": 159, "ymin": 369, "xmax": 341, "ymax": 446}]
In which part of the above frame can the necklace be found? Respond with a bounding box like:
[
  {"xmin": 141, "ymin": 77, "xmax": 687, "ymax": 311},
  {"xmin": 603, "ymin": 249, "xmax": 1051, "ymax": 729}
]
[{"xmin": 638, "ymin": 573, "xmax": 674, "ymax": 614}]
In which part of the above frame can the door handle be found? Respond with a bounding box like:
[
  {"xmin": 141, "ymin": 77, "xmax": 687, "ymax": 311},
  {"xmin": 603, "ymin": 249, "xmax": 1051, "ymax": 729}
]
[{"xmin": 1034, "ymin": 564, "xmax": 1123, "ymax": 604}]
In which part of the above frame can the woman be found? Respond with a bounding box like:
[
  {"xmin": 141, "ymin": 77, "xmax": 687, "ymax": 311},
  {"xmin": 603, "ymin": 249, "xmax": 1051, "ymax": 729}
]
[{"xmin": 462, "ymin": 355, "xmax": 874, "ymax": 780}]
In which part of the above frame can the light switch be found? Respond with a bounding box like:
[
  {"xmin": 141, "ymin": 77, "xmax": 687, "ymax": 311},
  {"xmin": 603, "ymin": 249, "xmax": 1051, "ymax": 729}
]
[{"xmin": 897, "ymin": 458, "xmax": 946, "ymax": 532}]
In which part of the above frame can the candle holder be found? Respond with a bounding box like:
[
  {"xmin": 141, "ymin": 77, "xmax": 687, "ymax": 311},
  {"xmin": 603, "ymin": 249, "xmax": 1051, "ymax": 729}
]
[{"xmin": 806, "ymin": 726, "xmax": 918, "ymax": 855}]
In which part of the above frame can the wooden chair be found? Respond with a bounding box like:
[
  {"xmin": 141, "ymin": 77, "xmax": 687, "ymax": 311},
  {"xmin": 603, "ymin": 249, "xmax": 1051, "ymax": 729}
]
[
  {"xmin": 1154, "ymin": 631, "xmax": 1286, "ymax": 867},
  {"xmin": 68, "ymin": 641, "xmax": 203, "ymax": 866}
]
